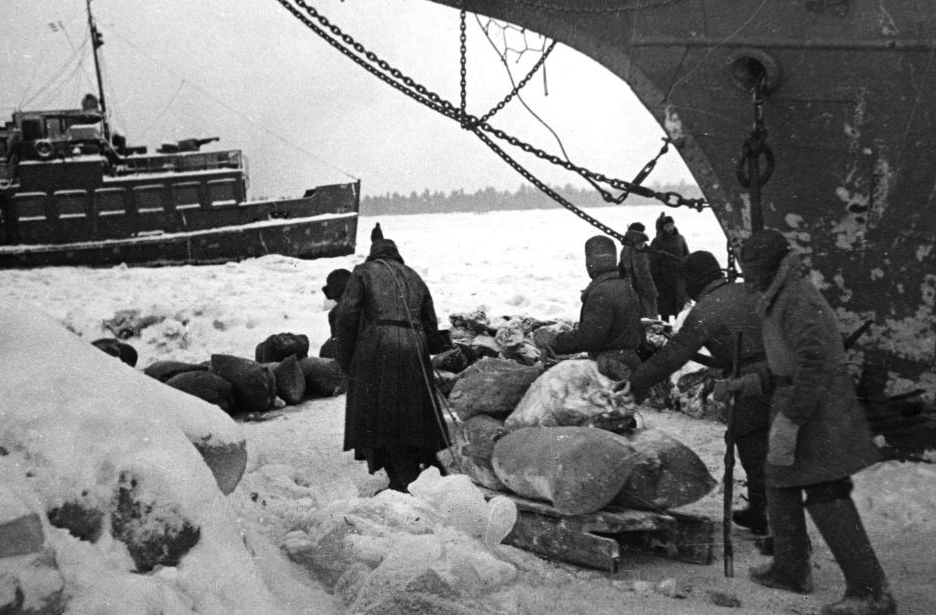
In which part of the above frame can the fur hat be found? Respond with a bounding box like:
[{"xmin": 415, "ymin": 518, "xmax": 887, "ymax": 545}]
[
  {"xmin": 584, "ymin": 235, "xmax": 618, "ymax": 278},
  {"xmin": 322, "ymin": 269, "xmax": 351, "ymax": 300},
  {"xmin": 741, "ymin": 229, "xmax": 792, "ymax": 290},
  {"xmin": 741, "ymin": 230, "xmax": 791, "ymax": 266},
  {"xmin": 680, "ymin": 251, "xmax": 723, "ymax": 300},
  {"xmin": 367, "ymin": 238, "xmax": 405, "ymax": 264},
  {"xmin": 627, "ymin": 222, "xmax": 646, "ymax": 232}
]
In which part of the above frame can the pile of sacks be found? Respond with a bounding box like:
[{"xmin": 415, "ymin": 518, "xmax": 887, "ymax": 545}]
[
  {"xmin": 91, "ymin": 332, "xmax": 347, "ymax": 417},
  {"xmin": 434, "ymin": 310, "xmax": 716, "ymax": 516}
]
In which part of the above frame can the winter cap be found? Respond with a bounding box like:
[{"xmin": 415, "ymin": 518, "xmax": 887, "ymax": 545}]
[
  {"xmin": 680, "ymin": 251, "xmax": 723, "ymax": 300},
  {"xmin": 367, "ymin": 238, "xmax": 405, "ymax": 264},
  {"xmin": 370, "ymin": 222, "xmax": 384, "ymax": 242},
  {"xmin": 740, "ymin": 229, "xmax": 791, "ymax": 266},
  {"xmin": 740, "ymin": 229, "xmax": 792, "ymax": 290},
  {"xmin": 585, "ymin": 235, "xmax": 618, "ymax": 277},
  {"xmin": 660, "ymin": 215, "xmax": 675, "ymax": 225},
  {"xmin": 627, "ymin": 222, "xmax": 646, "ymax": 232},
  {"xmin": 322, "ymin": 268, "xmax": 351, "ymax": 300}
]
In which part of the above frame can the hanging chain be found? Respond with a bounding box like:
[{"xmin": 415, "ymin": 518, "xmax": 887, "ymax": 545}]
[
  {"xmin": 459, "ymin": 7, "xmax": 468, "ymax": 127},
  {"xmin": 735, "ymin": 75, "xmax": 774, "ymax": 232},
  {"xmin": 275, "ymin": 0, "xmax": 707, "ymax": 215}
]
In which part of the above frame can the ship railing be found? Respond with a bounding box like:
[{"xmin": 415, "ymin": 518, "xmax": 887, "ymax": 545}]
[{"xmin": 117, "ymin": 150, "xmax": 243, "ymax": 176}]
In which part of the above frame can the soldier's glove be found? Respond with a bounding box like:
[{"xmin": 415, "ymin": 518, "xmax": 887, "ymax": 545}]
[
  {"xmin": 767, "ymin": 413, "xmax": 800, "ymax": 467},
  {"xmin": 712, "ymin": 372, "xmax": 763, "ymax": 403}
]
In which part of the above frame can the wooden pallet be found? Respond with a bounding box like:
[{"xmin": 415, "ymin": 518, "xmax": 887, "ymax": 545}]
[{"xmin": 481, "ymin": 487, "xmax": 716, "ymax": 572}]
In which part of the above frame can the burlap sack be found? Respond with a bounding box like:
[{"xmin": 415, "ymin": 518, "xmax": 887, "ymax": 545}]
[
  {"xmin": 210, "ymin": 354, "xmax": 276, "ymax": 414},
  {"xmin": 447, "ymin": 357, "xmax": 543, "ymax": 420}
]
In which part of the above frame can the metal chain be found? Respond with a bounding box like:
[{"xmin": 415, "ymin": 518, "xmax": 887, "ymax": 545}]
[
  {"xmin": 459, "ymin": 7, "xmax": 468, "ymax": 127},
  {"xmin": 734, "ymin": 75, "xmax": 774, "ymax": 232},
  {"xmin": 275, "ymin": 0, "xmax": 707, "ymax": 214},
  {"xmin": 467, "ymin": 41, "xmax": 557, "ymax": 128}
]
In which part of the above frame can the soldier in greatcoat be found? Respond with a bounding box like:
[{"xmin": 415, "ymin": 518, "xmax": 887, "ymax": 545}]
[
  {"xmin": 335, "ymin": 238, "xmax": 448, "ymax": 493},
  {"xmin": 626, "ymin": 251, "xmax": 770, "ymax": 535},
  {"xmin": 619, "ymin": 222, "xmax": 659, "ymax": 319},
  {"xmin": 736, "ymin": 229, "xmax": 894, "ymax": 615},
  {"xmin": 650, "ymin": 214, "xmax": 690, "ymax": 321}
]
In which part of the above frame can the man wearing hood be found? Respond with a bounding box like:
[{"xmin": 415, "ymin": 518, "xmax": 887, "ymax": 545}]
[
  {"xmin": 335, "ymin": 238, "xmax": 449, "ymax": 493},
  {"xmin": 619, "ymin": 222, "xmax": 659, "ymax": 319},
  {"xmin": 736, "ymin": 229, "xmax": 894, "ymax": 615},
  {"xmin": 536, "ymin": 235, "xmax": 644, "ymax": 380},
  {"xmin": 318, "ymin": 268, "xmax": 350, "ymax": 359},
  {"xmin": 650, "ymin": 214, "xmax": 690, "ymax": 321},
  {"xmin": 626, "ymin": 251, "xmax": 771, "ymax": 535}
]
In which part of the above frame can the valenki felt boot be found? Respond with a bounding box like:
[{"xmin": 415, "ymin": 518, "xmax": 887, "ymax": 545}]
[
  {"xmin": 749, "ymin": 486, "xmax": 813, "ymax": 594},
  {"xmin": 807, "ymin": 497, "xmax": 896, "ymax": 615}
]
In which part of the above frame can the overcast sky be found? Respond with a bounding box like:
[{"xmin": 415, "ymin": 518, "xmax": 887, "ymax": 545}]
[{"xmin": 2, "ymin": 0, "xmax": 694, "ymax": 199}]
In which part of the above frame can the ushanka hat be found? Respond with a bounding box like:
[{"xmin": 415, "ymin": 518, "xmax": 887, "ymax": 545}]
[
  {"xmin": 584, "ymin": 235, "xmax": 618, "ymax": 277},
  {"xmin": 741, "ymin": 229, "xmax": 791, "ymax": 268},
  {"xmin": 322, "ymin": 268, "xmax": 351, "ymax": 300},
  {"xmin": 680, "ymin": 250, "xmax": 723, "ymax": 300}
]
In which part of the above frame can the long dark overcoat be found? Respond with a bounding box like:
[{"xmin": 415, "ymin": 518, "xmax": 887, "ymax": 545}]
[
  {"xmin": 630, "ymin": 278, "xmax": 770, "ymax": 437},
  {"xmin": 759, "ymin": 252, "xmax": 878, "ymax": 488},
  {"xmin": 620, "ymin": 229, "xmax": 658, "ymax": 319},
  {"xmin": 650, "ymin": 230, "xmax": 690, "ymax": 320},
  {"xmin": 335, "ymin": 245, "xmax": 447, "ymax": 467}
]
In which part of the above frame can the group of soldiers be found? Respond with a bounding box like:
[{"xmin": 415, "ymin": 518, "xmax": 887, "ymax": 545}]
[
  {"xmin": 534, "ymin": 225, "xmax": 894, "ymax": 615},
  {"xmin": 322, "ymin": 220, "xmax": 895, "ymax": 615}
]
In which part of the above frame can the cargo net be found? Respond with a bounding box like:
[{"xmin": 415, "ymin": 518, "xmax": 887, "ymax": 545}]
[{"xmin": 477, "ymin": 19, "xmax": 549, "ymax": 63}]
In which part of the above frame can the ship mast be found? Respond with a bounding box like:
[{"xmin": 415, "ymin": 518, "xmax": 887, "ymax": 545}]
[{"xmin": 86, "ymin": 0, "xmax": 110, "ymax": 142}]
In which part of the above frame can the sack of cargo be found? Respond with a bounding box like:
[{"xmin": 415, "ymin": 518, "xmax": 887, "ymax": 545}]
[
  {"xmin": 143, "ymin": 360, "xmax": 208, "ymax": 383},
  {"xmin": 254, "ymin": 332, "xmax": 310, "ymax": 363},
  {"xmin": 447, "ymin": 357, "xmax": 543, "ymax": 421},
  {"xmin": 299, "ymin": 357, "xmax": 347, "ymax": 397},
  {"xmin": 505, "ymin": 359, "xmax": 637, "ymax": 432},
  {"xmin": 448, "ymin": 414, "xmax": 508, "ymax": 491},
  {"xmin": 210, "ymin": 354, "xmax": 276, "ymax": 414},
  {"xmin": 491, "ymin": 426, "xmax": 640, "ymax": 515},
  {"xmin": 265, "ymin": 355, "xmax": 306, "ymax": 405},
  {"xmin": 609, "ymin": 428, "xmax": 717, "ymax": 510},
  {"xmin": 165, "ymin": 371, "xmax": 236, "ymax": 415}
]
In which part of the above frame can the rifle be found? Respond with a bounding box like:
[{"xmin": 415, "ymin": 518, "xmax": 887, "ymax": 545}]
[{"xmin": 723, "ymin": 331, "xmax": 743, "ymax": 578}]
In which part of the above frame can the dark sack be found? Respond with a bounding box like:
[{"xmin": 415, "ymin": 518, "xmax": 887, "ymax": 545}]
[
  {"xmin": 609, "ymin": 428, "xmax": 717, "ymax": 510},
  {"xmin": 265, "ymin": 355, "xmax": 307, "ymax": 405},
  {"xmin": 143, "ymin": 360, "xmax": 208, "ymax": 383},
  {"xmin": 210, "ymin": 354, "xmax": 276, "ymax": 414},
  {"xmin": 91, "ymin": 338, "xmax": 138, "ymax": 367},
  {"xmin": 254, "ymin": 333, "xmax": 310, "ymax": 363},
  {"xmin": 165, "ymin": 371, "xmax": 236, "ymax": 415},
  {"xmin": 447, "ymin": 358, "xmax": 543, "ymax": 420},
  {"xmin": 431, "ymin": 347, "xmax": 469, "ymax": 375},
  {"xmin": 450, "ymin": 415, "xmax": 508, "ymax": 491},
  {"xmin": 298, "ymin": 357, "xmax": 347, "ymax": 397}
]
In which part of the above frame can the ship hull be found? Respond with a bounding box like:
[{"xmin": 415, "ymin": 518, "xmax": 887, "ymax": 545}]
[
  {"xmin": 0, "ymin": 211, "xmax": 357, "ymax": 268},
  {"xmin": 426, "ymin": 0, "xmax": 936, "ymax": 400}
]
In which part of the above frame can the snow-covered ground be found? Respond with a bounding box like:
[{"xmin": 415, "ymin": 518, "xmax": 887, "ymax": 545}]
[{"xmin": 2, "ymin": 205, "xmax": 935, "ymax": 615}]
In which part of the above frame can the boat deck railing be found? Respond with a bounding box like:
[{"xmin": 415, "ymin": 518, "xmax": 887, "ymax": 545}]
[{"xmin": 117, "ymin": 149, "xmax": 243, "ymax": 176}]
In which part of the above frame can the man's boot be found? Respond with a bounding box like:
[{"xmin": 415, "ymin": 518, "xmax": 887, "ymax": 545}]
[
  {"xmin": 734, "ymin": 422, "xmax": 769, "ymax": 535},
  {"xmin": 806, "ymin": 496, "xmax": 896, "ymax": 615},
  {"xmin": 749, "ymin": 486, "xmax": 814, "ymax": 594}
]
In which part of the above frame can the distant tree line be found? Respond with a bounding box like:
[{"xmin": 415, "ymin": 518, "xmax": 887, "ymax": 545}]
[{"xmin": 360, "ymin": 181, "xmax": 703, "ymax": 216}]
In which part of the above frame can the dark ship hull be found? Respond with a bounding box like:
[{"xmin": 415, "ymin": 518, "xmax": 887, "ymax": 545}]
[{"xmin": 427, "ymin": 0, "xmax": 936, "ymax": 410}]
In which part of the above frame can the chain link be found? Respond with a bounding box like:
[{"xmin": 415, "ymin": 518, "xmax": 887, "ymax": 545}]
[
  {"xmin": 275, "ymin": 0, "xmax": 708, "ymax": 219},
  {"xmin": 459, "ymin": 7, "xmax": 468, "ymax": 126}
]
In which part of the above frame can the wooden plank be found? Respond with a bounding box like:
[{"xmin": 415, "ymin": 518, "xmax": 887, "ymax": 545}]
[
  {"xmin": 618, "ymin": 511, "xmax": 716, "ymax": 565},
  {"xmin": 504, "ymin": 510, "xmax": 621, "ymax": 573}
]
